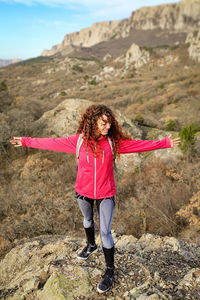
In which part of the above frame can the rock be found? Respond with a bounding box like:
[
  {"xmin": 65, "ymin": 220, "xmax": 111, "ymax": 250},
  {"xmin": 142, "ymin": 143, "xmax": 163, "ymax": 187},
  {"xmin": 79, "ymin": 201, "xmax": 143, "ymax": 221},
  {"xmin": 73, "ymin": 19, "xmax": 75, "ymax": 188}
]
[
  {"xmin": 130, "ymin": 0, "xmax": 200, "ymax": 31},
  {"xmin": 42, "ymin": 0, "xmax": 200, "ymax": 56},
  {"xmin": 0, "ymin": 234, "xmax": 199, "ymax": 299},
  {"xmin": 116, "ymin": 235, "xmax": 137, "ymax": 251},
  {"xmin": 163, "ymin": 236, "xmax": 180, "ymax": 252},
  {"xmin": 151, "ymin": 133, "xmax": 183, "ymax": 163},
  {"xmin": 186, "ymin": 30, "xmax": 200, "ymax": 62},
  {"xmin": 37, "ymin": 269, "xmax": 92, "ymax": 299},
  {"xmin": 33, "ymin": 99, "xmax": 92, "ymax": 136},
  {"xmin": 125, "ymin": 43, "xmax": 150, "ymax": 69},
  {"xmin": 176, "ymin": 190, "xmax": 200, "ymax": 230},
  {"xmin": 103, "ymin": 53, "xmax": 112, "ymax": 61},
  {"xmin": 103, "ymin": 66, "xmax": 115, "ymax": 73},
  {"xmin": 178, "ymin": 268, "xmax": 200, "ymax": 288},
  {"xmin": 136, "ymin": 294, "xmax": 159, "ymax": 300},
  {"xmin": 32, "ymin": 79, "xmax": 47, "ymax": 86},
  {"xmin": 138, "ymin": 233, "xmax": 163, "ymax": 251}
]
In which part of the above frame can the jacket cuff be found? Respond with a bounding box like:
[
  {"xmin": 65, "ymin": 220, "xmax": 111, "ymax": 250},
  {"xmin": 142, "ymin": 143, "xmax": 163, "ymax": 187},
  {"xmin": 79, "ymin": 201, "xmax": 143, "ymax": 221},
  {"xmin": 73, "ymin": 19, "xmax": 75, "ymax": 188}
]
[
  {"xmin": 165, "ymin": 136, "xmax": 171, "ymax": 148},
  {"xmin": 21, "ymin": 137, "xmax": 27, "ymax": 147}
]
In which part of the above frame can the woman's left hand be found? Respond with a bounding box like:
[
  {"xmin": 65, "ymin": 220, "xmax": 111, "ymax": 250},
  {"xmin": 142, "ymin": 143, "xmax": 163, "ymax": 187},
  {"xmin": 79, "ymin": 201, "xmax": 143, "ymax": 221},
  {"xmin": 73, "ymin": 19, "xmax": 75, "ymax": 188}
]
[{"xmin": 168, "ymin": 134, "xmax": 181, "ymax": 148}]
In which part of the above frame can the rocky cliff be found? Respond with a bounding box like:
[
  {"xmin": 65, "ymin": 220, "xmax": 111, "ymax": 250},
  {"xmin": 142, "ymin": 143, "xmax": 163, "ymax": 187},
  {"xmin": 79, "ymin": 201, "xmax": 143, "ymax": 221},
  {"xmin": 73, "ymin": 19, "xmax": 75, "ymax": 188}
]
[
  {"xmin": 0, "ymin": 233, "xmax": 199, "ymax": 299},
  {"xmin": 42, "ymin": 0, "xmax": 200, "ymax": 56}
]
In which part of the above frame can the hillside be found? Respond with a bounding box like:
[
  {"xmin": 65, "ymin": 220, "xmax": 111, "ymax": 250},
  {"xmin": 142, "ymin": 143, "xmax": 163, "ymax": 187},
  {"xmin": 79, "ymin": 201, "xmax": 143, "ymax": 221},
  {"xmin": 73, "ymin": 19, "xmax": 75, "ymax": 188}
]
[
  {"xmin": 0, "ymin": 1, "xmax": 200, "ymax": 298},
  {"xmin": 0, "ymin": 38, "xmax": 200, "ymax": 258}
]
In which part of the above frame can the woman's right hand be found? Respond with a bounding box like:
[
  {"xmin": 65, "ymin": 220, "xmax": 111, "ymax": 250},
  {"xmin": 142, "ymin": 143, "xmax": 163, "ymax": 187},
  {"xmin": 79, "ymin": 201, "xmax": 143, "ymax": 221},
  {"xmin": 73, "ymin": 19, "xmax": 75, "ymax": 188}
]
[{"xmin": 10, "ymin": 136, "xmax": 22, "ymax": 147}]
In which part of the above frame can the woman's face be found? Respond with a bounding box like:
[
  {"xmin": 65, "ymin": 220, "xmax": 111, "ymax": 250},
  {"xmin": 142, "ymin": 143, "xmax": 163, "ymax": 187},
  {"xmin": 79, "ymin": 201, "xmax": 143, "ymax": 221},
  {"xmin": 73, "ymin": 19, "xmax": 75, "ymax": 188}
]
[{"xmin": 97, "ymin": 114, "xmax": 111, "ymax": 136}]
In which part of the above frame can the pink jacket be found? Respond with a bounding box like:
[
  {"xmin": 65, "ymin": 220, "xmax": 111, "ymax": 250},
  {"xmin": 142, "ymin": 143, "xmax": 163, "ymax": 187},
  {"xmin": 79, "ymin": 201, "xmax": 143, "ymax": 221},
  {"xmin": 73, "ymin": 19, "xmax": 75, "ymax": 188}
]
[{"xmin": 21, "ymin": 135, "xmax": 171, "ymax": 199}]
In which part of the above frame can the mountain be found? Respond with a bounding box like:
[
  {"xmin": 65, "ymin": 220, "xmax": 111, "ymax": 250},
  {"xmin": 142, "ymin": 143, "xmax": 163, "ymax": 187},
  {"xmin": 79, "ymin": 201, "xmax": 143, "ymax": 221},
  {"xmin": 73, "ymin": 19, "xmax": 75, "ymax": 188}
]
[
  {"xmin": 42, "ymin": 0, "xmax": 200, "ymax": 57},
  {"xmin": 0, "ymin": 59, "xmax": 21, "ymax": 68}
]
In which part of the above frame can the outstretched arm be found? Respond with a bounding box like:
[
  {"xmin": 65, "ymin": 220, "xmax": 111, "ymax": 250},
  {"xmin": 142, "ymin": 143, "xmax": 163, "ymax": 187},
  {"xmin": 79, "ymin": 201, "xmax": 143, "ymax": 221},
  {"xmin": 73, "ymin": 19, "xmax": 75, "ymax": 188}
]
[
  {"xmin": 10, "ymin": 135, "xmax": 79, "ymax": 154},
  {"xmin": 119, "ymin": 135, "xmax": 181, "ymax": 154}
]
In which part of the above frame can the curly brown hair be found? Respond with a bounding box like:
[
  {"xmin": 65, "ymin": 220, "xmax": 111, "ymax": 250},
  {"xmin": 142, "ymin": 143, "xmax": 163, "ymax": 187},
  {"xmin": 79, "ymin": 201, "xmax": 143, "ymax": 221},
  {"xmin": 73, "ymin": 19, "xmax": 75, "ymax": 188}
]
[{"xmin": 77, "ymin": 104, "xmax": 131, "ymax": 158}]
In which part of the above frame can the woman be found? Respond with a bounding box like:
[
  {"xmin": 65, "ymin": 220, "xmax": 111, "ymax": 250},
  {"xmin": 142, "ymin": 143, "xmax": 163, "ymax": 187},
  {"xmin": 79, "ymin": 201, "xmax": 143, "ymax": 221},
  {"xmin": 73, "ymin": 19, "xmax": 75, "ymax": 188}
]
[{"xmin": 10, "ymin": 104, "xmax": 180, "ymax": 293}]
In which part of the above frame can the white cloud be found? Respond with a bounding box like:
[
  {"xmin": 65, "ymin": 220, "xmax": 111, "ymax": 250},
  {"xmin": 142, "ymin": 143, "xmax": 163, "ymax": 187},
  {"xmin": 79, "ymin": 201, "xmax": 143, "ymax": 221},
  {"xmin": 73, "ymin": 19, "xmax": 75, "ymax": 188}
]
[{"xmin": 0, "ymin": 0, "xmax": 181, "ymax": 16}]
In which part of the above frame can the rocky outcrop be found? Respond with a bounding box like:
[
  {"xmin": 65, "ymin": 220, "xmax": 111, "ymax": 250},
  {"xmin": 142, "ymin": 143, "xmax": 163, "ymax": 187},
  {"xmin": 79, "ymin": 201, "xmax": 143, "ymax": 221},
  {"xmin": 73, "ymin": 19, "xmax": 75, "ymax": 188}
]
[
  {"xmin": 32, "ymin": 98, "xmax": 143, "ymax": 172},
  {"xmin": 125, "ymin": 43, "xmax": 150, "ymax": 69},
  {"xmin": 129, "ymin": 0, "xmax": 200, "ymax": 31},
  {"xmin": 186, "ymin": 30, "xmax": 200, "ymax": 62},
  {"xmin": 42, "ymin": 0, "xmax": 200, "ymax": 57},
  {"xmin": 32, "ymin": 98, "xmax": 142, "ymax": 138},
  {"xmin": 0, "ymin": 233, "xmax": 199, "ymax": 299}
]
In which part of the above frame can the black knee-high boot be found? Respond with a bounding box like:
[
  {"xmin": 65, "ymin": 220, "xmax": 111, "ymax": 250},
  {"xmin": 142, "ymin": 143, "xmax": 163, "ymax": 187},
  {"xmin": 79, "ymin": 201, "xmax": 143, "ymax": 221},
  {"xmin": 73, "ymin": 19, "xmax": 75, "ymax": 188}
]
[
  {"xmin": 77, "ymin": 226, "xmax": 97, "ymax": 260},
  {"xmin": 97, "ymin": 246, "xmax": 115, "ymax": 293},
  {"xmin": 84, "ymin": 226, "xmax": 95, "ymax": 245},
  {"xmin": 102, "ymin": 246, "xmax": 115, "ymax": 268}
]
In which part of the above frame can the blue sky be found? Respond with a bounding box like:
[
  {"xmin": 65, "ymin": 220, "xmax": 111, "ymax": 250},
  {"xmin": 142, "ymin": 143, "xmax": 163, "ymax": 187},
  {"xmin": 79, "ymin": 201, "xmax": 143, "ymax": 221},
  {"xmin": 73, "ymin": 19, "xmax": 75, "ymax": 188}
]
[{"xmin": 0, "ymin": 0, "xmax": 180, "ymax": 60}]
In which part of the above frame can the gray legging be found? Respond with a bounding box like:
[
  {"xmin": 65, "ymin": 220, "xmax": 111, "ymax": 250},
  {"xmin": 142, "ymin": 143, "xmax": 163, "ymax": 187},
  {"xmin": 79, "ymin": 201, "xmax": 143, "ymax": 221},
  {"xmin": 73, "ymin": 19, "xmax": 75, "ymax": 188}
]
[{"xmin": 77, "ymin": 194, "xmax": 115, "ymax": 249}]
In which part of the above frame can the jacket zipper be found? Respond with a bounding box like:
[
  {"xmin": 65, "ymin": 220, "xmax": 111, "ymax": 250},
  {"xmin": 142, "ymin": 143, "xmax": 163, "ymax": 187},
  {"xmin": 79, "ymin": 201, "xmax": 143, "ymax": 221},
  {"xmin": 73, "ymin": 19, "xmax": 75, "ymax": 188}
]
[
  {"xmin": 102, "ymin": 149, "xmax": 105, "ymax": 163},
  {"xmin": 94, "ymin": 145, "xmax": 97, "ymax": 199}
]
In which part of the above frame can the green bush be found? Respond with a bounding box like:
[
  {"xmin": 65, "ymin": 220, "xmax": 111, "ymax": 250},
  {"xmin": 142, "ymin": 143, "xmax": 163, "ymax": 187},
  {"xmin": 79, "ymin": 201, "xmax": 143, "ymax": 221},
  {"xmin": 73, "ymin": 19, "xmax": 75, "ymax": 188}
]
[
  {"xmin": 129, "ymin": 73, "xmax": 135, "ymax": 78},
  {"xmin": 159, "ymin": 83, "xmax": 165, "ymax": 89},
  {"xmin": 88, "ymin": 78, "xmax": 97, "ymax": 85},
  {"xmin": 83, "ymin": 75, "xmax": 89, "ymax": 81},
  {"xmin": 135, "ymin": 114, "xmax": 144, "ymax": 125},
  {"xmin": 72, "ymin": 65, "xmax": 83, "ymax": 73},
  {"xmin": 60, "ymin": 91, "xmax": 67, "ymax": 96},
  {"xmin": 179, "ymin": 123, "xmax": 200, "ymax": 152},
  {"xmin": 0, "ymin": 80, "xmax": 8, "ymax": 91},
  {"xmin": 165, "ymin": 120, "xmax": 176, "ymax": 131},
  {"xmin": 171, "ymin": 98, "xmax": 178, "ymax": 104}
]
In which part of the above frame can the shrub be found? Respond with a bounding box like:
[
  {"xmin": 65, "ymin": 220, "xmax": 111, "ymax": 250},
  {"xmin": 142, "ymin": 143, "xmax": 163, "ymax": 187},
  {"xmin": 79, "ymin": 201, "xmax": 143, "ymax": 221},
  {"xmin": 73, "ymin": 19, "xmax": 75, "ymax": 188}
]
[
  {"xmin": 60, "ymin": 91, "xmax": 67, "ymax": 96},
  {"xmin": 179, "ymin": 123, "xmax": 200, "ymax": 152},
  {"xmin": 154, "ymin": 76, "xmax": 158, "ymax": 80},
  {"xmin": 138, "ymin": 96, "xmax": 144, "ymax": 104},
  {"xmin": 0, "ymin": 80, "xmax": 8, "ymax": 91},
  {"xmin": 83, "ymin": 75, "xmax": 89, "ymax": 81},
  {"xmin": 135, "ymin": 114, "xmax": 144, "ymax": 125},
  {"xmin": 129, "ymin": 73, "xmax": 135, "ymax": 78},
  {"xmin": 159, "ymin": 83, "xmax": 165, "ymax": 89},
  {"xmin": 171, "ymin": 98, "xmax": 178, "ymax": 104},
  {"xmin": 88, "ymin": 78, "xmax": 97, "ymax": 85},
  {"xmin": 72, "ymin": 65, "xmax": 83, "ymax": 73},
  {"xmin": 165, "ymin": 120, "xmax": 176, "ymax": 131}
]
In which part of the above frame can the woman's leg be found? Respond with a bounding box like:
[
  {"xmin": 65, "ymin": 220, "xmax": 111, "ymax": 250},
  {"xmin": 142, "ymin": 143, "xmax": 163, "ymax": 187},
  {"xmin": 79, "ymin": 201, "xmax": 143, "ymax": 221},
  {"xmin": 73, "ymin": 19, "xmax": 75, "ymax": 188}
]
[
  {"xmin": 77, "ymin": 194, "xmax": 97, "ymax": 259},
  {"xmin": 96, "ymin": 197, "xmax": 115, "ymax": 293},
  {"xmin": 96, "ymin": 197, "xmax": 115, "ymax": 250}
]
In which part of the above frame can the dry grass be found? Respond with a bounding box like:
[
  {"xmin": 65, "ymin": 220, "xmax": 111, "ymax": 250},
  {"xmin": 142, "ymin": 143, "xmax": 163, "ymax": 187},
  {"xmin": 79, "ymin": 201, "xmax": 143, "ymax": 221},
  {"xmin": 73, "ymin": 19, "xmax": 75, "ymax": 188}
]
[
  {"xmin": 114, "ymin": 158, "xmax": 199, "ymax": 238},
  {"xmin": 0, "ymin": 42, "xmax": 200, "ymax": 257}
]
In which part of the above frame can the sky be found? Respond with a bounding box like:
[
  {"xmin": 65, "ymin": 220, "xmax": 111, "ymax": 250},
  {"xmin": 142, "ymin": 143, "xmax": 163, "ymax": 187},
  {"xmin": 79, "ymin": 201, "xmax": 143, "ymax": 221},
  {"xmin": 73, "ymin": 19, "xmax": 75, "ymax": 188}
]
[{"xmin": 0, "ymin": 0, "xmax": 181, "ymax": 60}]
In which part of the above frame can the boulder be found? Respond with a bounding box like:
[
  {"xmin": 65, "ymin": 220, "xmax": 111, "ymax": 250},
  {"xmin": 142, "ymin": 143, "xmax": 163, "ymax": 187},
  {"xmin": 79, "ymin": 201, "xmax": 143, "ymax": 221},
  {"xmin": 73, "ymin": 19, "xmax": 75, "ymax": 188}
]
[
  {"xmin": 125, "ymin": 43, "xmax": 150, "ymax": 69},
  {"xmin": 186, "ymin": 30, "xmax": 200, "ymax": 62}
]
